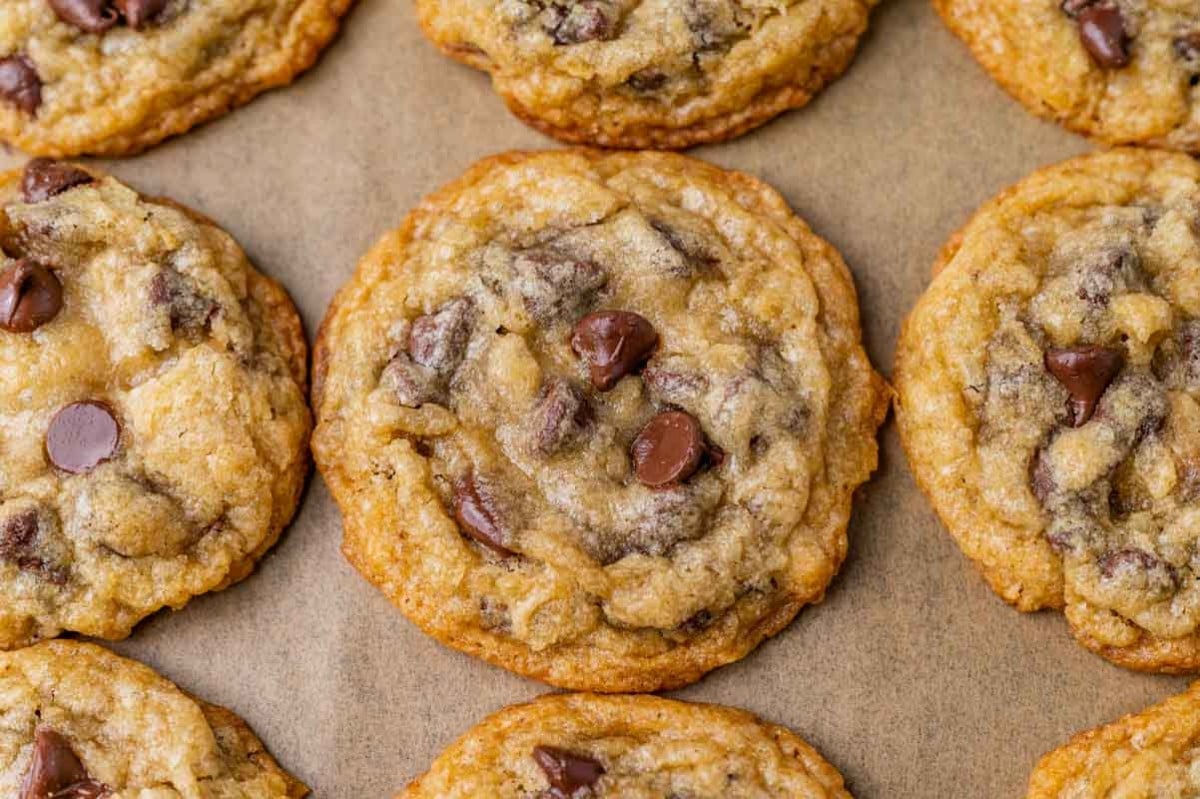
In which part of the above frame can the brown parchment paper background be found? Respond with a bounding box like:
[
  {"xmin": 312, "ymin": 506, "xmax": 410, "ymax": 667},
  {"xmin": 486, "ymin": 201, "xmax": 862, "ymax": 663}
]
[{"xmin": 4, "ymin": 0, "xmax": 1193, "ymax": 795}]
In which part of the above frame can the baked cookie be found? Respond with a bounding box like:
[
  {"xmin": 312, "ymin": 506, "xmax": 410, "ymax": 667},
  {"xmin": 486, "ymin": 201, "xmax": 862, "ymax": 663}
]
[
  {"xmin": 0, "ymin": 640, "xmax": 307, "ymax": 797},
  {"xmin": 0, "ymin": 0, "xmax": 354, "ymax": 157},
  {"xmin": 400, "ymin": 692, "xmax": 851, "ymax": 798},
  {"xmin": 896, "ymin": 148, "xmax": 1200, "ymax": 672},
  {"xmin": 415, "ymin": 0, "xmax": 879, "ymax": 149},
  {"xmin": 1027, "ymin": 682, "xmax": 1200, "ymax": 798},
  {"xmin": 0, "ymin": 159, "xmax": 311, "ymax": 650},
  {"xmin": 313, "ymin": 149, "xmax": 887, "ymax": 692},
  {"xmin": 934, "ymin": 0, "xmax": 1200, "ymax": 151}
]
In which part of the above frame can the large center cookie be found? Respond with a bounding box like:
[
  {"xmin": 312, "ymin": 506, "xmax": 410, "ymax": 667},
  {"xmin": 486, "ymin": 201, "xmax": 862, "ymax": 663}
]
[
  {"xmin": 0, "ymin": 160, "xmax": 312, "ymax": 650},
  {"xmin": 935, "ymin": 0, "xmax": 1200, "ymax": 151},
  {"xmin": 0, "ymin": 0, "xmax": 354, "ymax": 157},
  {"xmin": 415, "ymin": 0, "xmax": 879, "ymax": 149},
  {"xmin": 313, "ymin": 150, "xmax": 887, "ymax": 692},
  {"xmin": 400, "ymin": 693, "xmax": 852, "ymax": 798},
  {"xmin": 897, "ymin": 148, "xmax": 1200, "ymax": 672},
  {"xmin": 0, "ymin": 640, "xmax": 307, "ymax": 797}
]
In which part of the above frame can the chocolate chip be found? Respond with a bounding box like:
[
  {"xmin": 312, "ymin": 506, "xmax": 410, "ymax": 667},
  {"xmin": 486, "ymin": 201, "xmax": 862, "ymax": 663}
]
[
  {"xmin": 532, "ymin": 746, "xmax": 604, "ymax": 799},
  {"xmin": 626, "ymin": 69, "xmax": 666, "ymax": 92},
  {"xmin": 380, "ymin": 354, "xmax": 441, "ymax": 408},
  {"xmin": 113, "ymin": 0, "xmax": 169, "ymax": 28},
  {"xmin": 0, "ymin": 55, "xmax": 42, "ymax": 114},
  {"xmin": 531, "ymin": 379, "xmax": 591, "ymax": 454},
  {"xmin": 0, "ymin": 509, "xmax": 65, "ymax": 584},
  {"xmin": 452, "ymin": 474, "xmax": 514, "ymax": 556},
  {"xmin": 47, "ymin": 0, "xmax": 118, "ymax": 33},
  {"xmin": 1097, "ymin": 548, "xmax": 1176, "ymax": 591},
  {"xmin": 1044, "ymin": 346, "xmax": 1124, "ymax": 427},
  {"xmin": 570, "ymin": 310, "xmax": 657, "ymax": 391},
  {"xmin": 20, "ymin": 728, "xmax": 109, "ymax": 799},
  {"xmin": 1077, "ymin": 4, "xmax": 1129, "ymax": 68},
  {"xmin": 45, "ymin": 401, "xmax": 120, "ymax": 474},
  {"xmin": 1175, "ymin": 32, "xmax": 1200, "ymax": 62},
  {"xmin": 631, "ymin": 410, "xmax": 717, "ymax": 488},
  {"xmin": 1060, "ymin": 0, "xmax": 1096, "ymax": 18},
  {"xmin": 149, "ymin": 267, "xmax": 217, "ymax": 337},
  {"xmin": 510, "ymin": 247, "xmax": 607, "ymax": 324},
  {"xmin": 547, "ymin": 1, "xmax": 616, "ymax": 45},
  {"xmin": 0, "ymin": 261, "xmax": 63, "ymax": 333},
  {"xmin": 21, "ymin": 159, "xmax": 94, "ymax": 203},
  {"xmin": 408, "ymin": 298, "xmax": 473, "ymax": 373}
]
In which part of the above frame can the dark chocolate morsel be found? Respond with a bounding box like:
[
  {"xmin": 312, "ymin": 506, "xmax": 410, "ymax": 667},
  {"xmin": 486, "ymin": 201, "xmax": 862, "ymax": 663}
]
[
  {"xmin": 47, "ymin": 0, "xmax": 119, "ymax": 34},
  {"xmin": 20, "ymin": 728, "xmax": 109, "ymax": 799},
  {"xmin": 1044, "ymin": 346, "xmax": 1124, "ymax": 426},
  {"xmin": 0, "ymin": 261, "xmax": 63, "ymax": 333},
  {"xmin": 632, "ymin": 410, "xmax": 713, "ymax": 488},
  {"xmin": 113, "ymin": 0, "xmax": 169, "ymax": 28},
  {"xmin": 21, "ymin": 159, "xmax": 94, "ymax": 203},
  {"xmin": 45, "ymin": 401, "xmax": 120, "ymax": 474},
  {"xmin": 571, "ymin": 310, "xmax": 658, "ymax": 391},
  {"xmin": 0, "ymin": 55, "xmax": 42, "ymax": 114},
  {"xmin": 532, "ymin": 746, "xmax": 604, "ymax": 798},
  {"xmin": 452, "ymin": 474, "xmax": 514, "ymax": 556},
  {"xmin": 1077, "ymin": 4, "xmax": 1130, "ymax": 68}
]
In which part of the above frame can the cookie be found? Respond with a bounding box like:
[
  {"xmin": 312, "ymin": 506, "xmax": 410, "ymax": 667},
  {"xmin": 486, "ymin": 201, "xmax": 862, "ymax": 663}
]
[
  {"xmin": 415, "ymin": 0, "xmax": 879, "ymax": 149},
  {"xmin": 934, "ymin": 0, "xmax": 1200, "ymax": 151},
  {"xmin": 0, "ymin": 159, "xmax": 312, "ymax": 650},
  {"xmin": 313, "ymin": 149, "xmax": 888, "ymax": 692},
  {"xmin": 400, "ymin": 692, "xmax": 851, "ymax": 798},
  {"xmin": 0, "ymin": 0, "xmax": 354, "ymax": 157},
  {"xmin": 0, "ymin": 640, "xmax": 307, "ymax": 797},
  {"xmin": 1027, "ymin": 682, "xmax": 1200, "ymax": 798},
  {"xmin": 896, "ymin": 148, "xmax": 1200, "ymax": 672}
]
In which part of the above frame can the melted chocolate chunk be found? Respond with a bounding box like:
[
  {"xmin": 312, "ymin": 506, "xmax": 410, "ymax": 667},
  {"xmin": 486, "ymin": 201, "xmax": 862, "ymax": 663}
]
[
  {"xmin": 0, "ymin": 509, "xmax": 66, "ymax": 584},
  {"xmin": 0, "ymin": 261, "xmax": 63, "ymax": 334},
  {"xmin": 642, "ymin": 365, "xmax": 708, "ymax": 404},
  {"xmin": 1076, "ymin": 4, "xmax": 1130, "ymax": 68},
  {"xmin": 452, "ymin": 474, "xmax": 514, "ymax": 556},
  {"xmin": 149, "ymin": 267, "xmax": 217, "ymax": 337},
  {"xmin": 21, "ymin": 159, "xmax": 95, "ymax": 203},
  {"xmin": 45, "ymin": 401, "xmax": 120, "ymax": 474},
  {"xmin": 631, "ymin": 410, "xmax": 720, "ymax": 487},
  {"xmin": 1044, "ymin": 346, "xmax": 1124, "ymax": 427},
  {"xmin": 0, "ymin": 55, "xmax": 42, "ymax": 114},
  {"xmin": 510, "ymin": 247, "xmax": 607, "ymax": 323},
  {"xmin": 408, "ymin": 298, "xmax": 473, "ymax": 373},
  {"xmin": 533, "ymin": 746, "xmax": 604, "ymax": 798},
  {"xmin": 571, "ymin": 310, "xmax": 658, "ymax": 391},
  {"xmin": 531, "ymin": 379, "xmax": 591, "ymax": 454},
  {"xmin": 47, "ymin": 0, "xmax": 118, "ymax": 33},
  {"xmin": 545, "ymin": 1, "xmax": 617, "ymax": 45},
  {"xmin": 20, "ymin": 728, "xmax": 109, "ymax": 799},
  {"xmin": 380, "ymin": 354, "xmax": 441, "ymax": 408}
]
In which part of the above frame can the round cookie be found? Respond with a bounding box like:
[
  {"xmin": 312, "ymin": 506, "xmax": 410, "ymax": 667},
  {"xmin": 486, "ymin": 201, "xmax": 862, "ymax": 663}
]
[
  {"xmin": 415, "ymin": 0, "xmax": 879, "ymax": 149},
  {"xmin": 1027, "ymin": 682, "xmax": 1200, "ymax": 798},
  {"xmin": 934, "ymin": 0, "xmax": 1200, "ymax": 151},
  {"xmin": 313, "ymin": 149, "xmax": 888, "ymax": 692},
  {"xmin": 896, "ymin": 148, "xmax": 1200, "ymax": 672},
  {"xmin": 0, "ymin": 640, "xmax": 307, "ymax": 797},
  {"xmin": 400, "ymin": 693, "xmax": 852, "ymax": 798},
  {"xmin": 0, "ymin": 159, "xmax": 311, "ymax": 650},
  {"xmin": 0, "ymin": 0, "xmax": 354, "ymax": 157}
]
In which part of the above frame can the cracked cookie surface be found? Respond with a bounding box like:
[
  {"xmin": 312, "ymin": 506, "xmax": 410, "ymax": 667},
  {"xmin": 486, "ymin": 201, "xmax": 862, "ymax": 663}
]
[
  {"xmin": 415, "ymin": 0, "xmax": 879, "ymax": 149},
  {"xmin": 313, "ymin": 149, "xmax": 887, "ymax": 692},
  {"xmin": 399, "ymin": 692, "xmax": 852, "ymax": 799},
  {"xmin": 0, "ymin": 640, "xmax": 307, "ymax": 798},
  {"xmin": 935, "ymin": 0, "xmax": 1200, "ymax": 151},
  {"xmin": 897, "ymin": 148, "xmax": 1200, "ymax": 672},
  {"xmin": 0, "ymin": 0, "xmax": 354, "ymax": 157},
  {"xmin": 1027, "ymin": 681, "xmax": 1200, "ymax": 798},
  {"xmin": 0, "ymin": 160, "xmax": 311, "ymax": 650}
]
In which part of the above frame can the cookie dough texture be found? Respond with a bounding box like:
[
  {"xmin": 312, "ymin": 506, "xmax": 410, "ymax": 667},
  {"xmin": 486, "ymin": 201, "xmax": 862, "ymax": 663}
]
[
  {"xmin": 896, "ymin": 148, "xmax": 1200, "ymax": 672},
  {"xmin": 313, "ymin": 150, "xmax": 887, "ymax": 692},
  {"xmin": 400, "ymin": 692, "xmax": 851, "ymax": 799},
  {"xmin": 934, "ymin": 0, "xmax": 1200, "ymax": 151},
  {"xmin": 1027, "ymin": 682, "xmax": 1200, "ymax": 798},
  {"xmin": 0, "ymin": 163, "xmax": 311, "ymax": 649},
  {"xmin": 0, "ymin": 640, "xmax": 307, "ymax": 797},
  {"xmin": 0, "ymin": 0, "xmax": 354, "ymax": 157},
  {"xmin": 415, "ymin": 0, "xmax": 879, "ymax": 149}
]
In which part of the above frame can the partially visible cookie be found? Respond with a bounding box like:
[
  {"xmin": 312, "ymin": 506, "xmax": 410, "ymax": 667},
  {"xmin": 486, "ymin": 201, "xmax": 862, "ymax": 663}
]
[
  {"xmin": 0, "ymin": 0, "xmax": 354, "ymax": 157},
  {"xmin": 1027, "ymin": 682, "xmax": 1200, "ymax": 798},
  {"xmin": 0, "ymin": 159, "xmax": 312, "ymax": 650},
  {"xmin": 934, "ymin": 0, "xmax": 1200, "ymax": 151},
  {"xmin": 400, "ymin": 693, "xmax": 851, "ymax": 798},
  {"xmin": 415, "ymin": 0, "xmax": 879, "ymax": 149},
  {"xmin": 313, "ymin": 149, "xmax": 888, "ymax": 692},
  {"xmin": 0, "ymin": 640, "xmax": 307, "ymax": 797},
  {"xmin": 896, "ymin": 148, "xmax": 1200, "ymax": 672}
]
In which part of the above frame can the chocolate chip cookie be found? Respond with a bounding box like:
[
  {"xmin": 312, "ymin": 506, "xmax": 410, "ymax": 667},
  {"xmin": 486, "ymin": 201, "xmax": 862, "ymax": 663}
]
[
  {"xmin": 0, "ymin": 0, "xmax": 354, "ymax": 157},
  {"xmin": 415, "ymin": 0, "xmax": 879, "ymax": 149},
  {"xmin": 0, "ymin": 640, "xmax": 307, "ymax": 797},
  {"xmin": 0, "ymin": 159, "xmax": 311, "ymax": 650},
  {"xmin": 1027, "ymin": 682, "xmax": 1200, "ymax": 798},
  {"xmin": 399, "ymin": 693, "xmax": 852, "ymax": 798},
  {"xmin": 935, "ymin": 0, "xmax": 1200, "ymax": 151},
  {"xmin": 896, "ymin": 148, "xmax": 1200, "ymax": 672},
  {"xmin": 312, "ymin": 149, "xmax": 888, "ymax": 692}
]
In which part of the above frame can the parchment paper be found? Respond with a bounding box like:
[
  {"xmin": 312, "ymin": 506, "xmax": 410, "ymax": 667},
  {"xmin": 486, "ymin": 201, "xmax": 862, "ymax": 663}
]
[{"xmin": 4, "ymin": 0, "xmax": 1187, "ymax": 795}]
